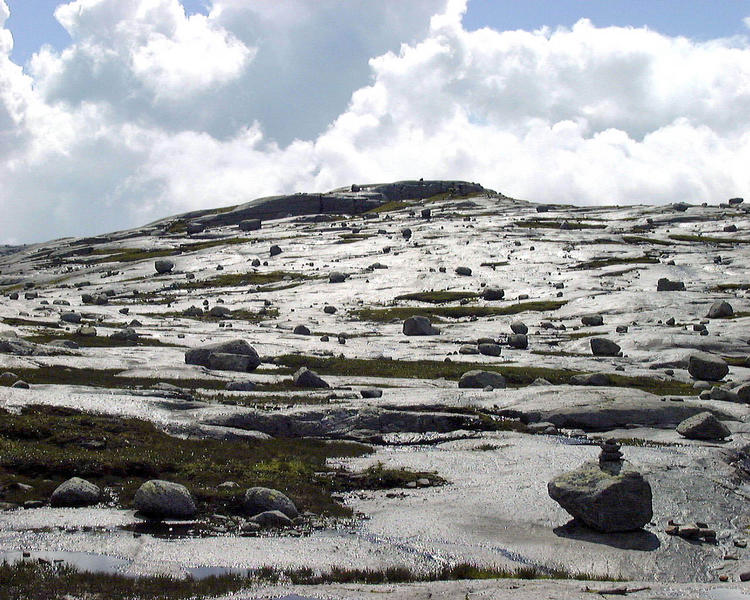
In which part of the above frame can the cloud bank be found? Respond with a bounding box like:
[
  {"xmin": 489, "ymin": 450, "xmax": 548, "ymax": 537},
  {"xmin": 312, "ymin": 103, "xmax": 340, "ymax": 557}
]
[{"xmin": 1, "ymin": 0, "xmax": 749, "ymax": 243}]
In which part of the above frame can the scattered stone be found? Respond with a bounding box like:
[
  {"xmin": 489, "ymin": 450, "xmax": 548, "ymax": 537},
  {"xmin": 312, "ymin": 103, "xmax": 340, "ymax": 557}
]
[
  {"xmin": 360, "ymin": 388, "xmax": 383, "ymax": 399},
  {"xmin": 458, "ymin": 370, "xmax": 506, "ymax": 389},
  {"xmin": 590, "ymin": 338, "xmax": 621, "ymax": 357},
  {"xmin": 676, "ymin": 411, "xmax": 731, "ymax": 440},
  {"xmin": 133, "ymin": 480, "xmax": 196, "ymax": 518},
  {"xmin": 110, "ymin": 327, "xmax": 139, "ymax": 342},
  {"xmin": 657, "ymin": 278, "xmax": 685, "ymax": 291},
  {"xmin": 76, "ymin": 326, "xmax": 97, "ymax": 337},
  {"xmin": 60, "ymin": 312, "xmax": 81, "ymax": 324},
  {"xmin": 478, "ymin": 343, "xmax": 502, "ymax": 357},
  {"xmin": 581, "ymin": 315, "xmax": 604, "ymax": 327},
  {"xmin": 455, "ymin": 266, "xmax": 472, "ymax": 276},
  {"xmin": 208, "ymin": 306, "xmax": 231, "ymax": 318},
  {"xmin": 482, "ymin": 287, "xmax": 504, "ymax": 301},
  {"xmin": 707, "ymin": 300, "xmax": 733, "ymax": 319},
  {"xmin": 293, "ymin": 367, "xmax": 329, "ymax": 389},
  {"xmin": 570, "ymin": 373, "xmax": 611, "ymax": 386},
  {"xmin": 239, "ymin": 219, "xmax": 261, "ymax": 231},
  {"xmin": 507, "ymin": 334, "xmax": 528, "ymax": 349},
  {"xmin": 293, "ymin": 324, "xmax": 311, "ymax": 335},
  {"xmin": 403, "ymin": 316, "xmax": 439, "ymax": 336},
  {"xmin": 50, "ymin": 477, "xmax": 101, "ymax": 507},
  {"xmin": 250, "ymin": 510, "xmax": 293, "ymax": 528},
  {"xmin": 185, "ymin": 340, "xmax": 261, "ymax": 372},
  {"xmin": 328, "ymin": 271, "xmax": 347, "ymax": 283},
  {"xmin": 269, "ymin": 245, "xmax": 282, "ymax": 257},
  {"xmin": 510, "ymin": 321, "xmax": 528, "ymax": 335},
  {"xmin": 154, "ymin": 260, "xmax": 174, "ymax": 274},
  {"xmin": 688, "ymin": 352, "xmax": 729, "ymax": 381},
  {"xmin": 323, "ymin": 305, "xmax": 337, "ymax": 314},
  {"xmin": 243, "ymin": 487, "xmax": 298, "ymax": 518}
]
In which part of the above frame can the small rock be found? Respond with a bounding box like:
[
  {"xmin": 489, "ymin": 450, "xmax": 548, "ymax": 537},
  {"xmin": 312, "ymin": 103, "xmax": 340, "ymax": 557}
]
[
  {"xmin": 293, "ymin": 324, "xmax": 311, "ymax": 335},
  {"xmin": 676, "ymin": 411, "xmax": 731, "ymax": 440},
  {"xmin": 482, "ymin": 287, "xmax": 504, "ymax": 301},
  {"xmin": 581, "ymin": 315, "xmax": 604, "ymax": 327},
  {"xmin": 360, "ymin": 388, "xmax": 383, "ymax": 399},
  {"xmin": 478, "ymin": 343, "xmax": 502, "ymax": 357},
  {"xmin": 657, "ymin": 278, "xmax": 685, "ymax": 291},
  {"xmin": 508, "ymin": 334, "xmax": 528, "ymax": 349},
  {"xmin": 269, "ymin": 245, "xmax": 282, "ymax": 257},
  {"xmin": 510, "ymin": 321, "xmax": 528, "ymax": 335},
  {"xmin": 455, "ymin": 266, "xmax": 472, "ymax": 276}
]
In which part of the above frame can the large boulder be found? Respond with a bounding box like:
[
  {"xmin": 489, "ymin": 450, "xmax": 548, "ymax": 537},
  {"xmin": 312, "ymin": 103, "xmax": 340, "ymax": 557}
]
[
  {"xmin": 508, "ymin": 334, "xmax": 528, "ymax": 349},
  {"xmin": 657, "ymin": 278, "xmax": 685, "ymax": 291},
  {"xmin": 590, "ymin": 338, "xmax": 621, "ymax": 357},
  {"xmin": 133, "ymin": 480, "xmax": 196, "ymax": 518},
  {"xmin": 707, "ymin": 300, "xmax": 733, "ymax": 319},
  {"xmin": 548, "ymin": 461, "xmax": 653, "ymax": 532},
  {"xmin": 688, "ymin": 352, "xmax": 728, "ymax": 381},
  {"xmin": 239, "ymin": 219, "xmax": 261, "ymax": 231},
  {"xmin": 403, "ymin": 316, "xmax": 439, "ymax": 336},
  {"xmin": 510, "ymin": 321, "xmax": 528, "ymax": 335},
  {"xmin": 50, "ymin": 477, "xmax": 101, "ymax": 507},
  {"xmin": 293, "ymin": 367, "xmax": 329, "ymax": 388},
  {"xmin": 154, "ymin": 260, "xmax": 174, "ymax": 274},
  {"xmin": 482, "ymin": 287, "xmax": 504, "ymax": 301},
  {"xmin": 185, "ymin": 339, "xmax": 260, "ymax": 372},
  {"xmin": 243, "ymin": 487, "xmax": 298, "ymax": 518},
  {"xmin": 676, "ymin": 411, "xmax": 731, "ymax": 440},
  {"xmin": 581, "ymin": 315, "xmax": 604, "ymax": 327},
  {"xmin": 458, "ymin": 370, "xmax": 506, "ymax": 389},
  {"xmin": 208, "ymin": 353, "xmax": 258, "ymax": 372}
]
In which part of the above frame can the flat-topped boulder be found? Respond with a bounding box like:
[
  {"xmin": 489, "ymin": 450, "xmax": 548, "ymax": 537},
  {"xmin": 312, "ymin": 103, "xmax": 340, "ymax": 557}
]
[{"xmin": 185, "ymin": 340, "xmax": 261, "ymax": 372}]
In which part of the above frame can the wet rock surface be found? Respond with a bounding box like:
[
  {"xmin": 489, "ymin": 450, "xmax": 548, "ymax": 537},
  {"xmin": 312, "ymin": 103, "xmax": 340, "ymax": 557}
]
[{"xmin": 0, "ymin": 181, "xmax": 749, "ymax": 590}]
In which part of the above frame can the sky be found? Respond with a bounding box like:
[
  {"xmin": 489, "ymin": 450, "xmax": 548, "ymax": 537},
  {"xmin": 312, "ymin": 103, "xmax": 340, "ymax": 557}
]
[{"xmin": 1, "ymin": 1, "xmax": 750, "ymax": 244}]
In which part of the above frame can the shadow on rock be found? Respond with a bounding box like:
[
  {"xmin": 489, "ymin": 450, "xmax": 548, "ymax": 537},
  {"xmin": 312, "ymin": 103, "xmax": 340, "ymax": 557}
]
[{"xmin": 553, "ymin": 520, "xmax": 660, "ymax": 551}]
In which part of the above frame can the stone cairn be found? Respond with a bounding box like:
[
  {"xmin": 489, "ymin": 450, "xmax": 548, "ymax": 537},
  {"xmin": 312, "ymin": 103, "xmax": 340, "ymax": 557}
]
[{"xmin": 599, "ymin": 439, "xmax": 623, "ymax": 465}]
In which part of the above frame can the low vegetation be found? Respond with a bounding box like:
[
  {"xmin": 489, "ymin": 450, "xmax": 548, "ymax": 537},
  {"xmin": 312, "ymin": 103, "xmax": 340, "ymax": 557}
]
[
  {"xmin": 668, "ymin": 234, "xmax": 750, "ymax": 244},
  {"xmin": 571, "ymin": 256, "xmax": 659, "ymax": 270},
  {"xmin": 0, "ymin": 559, "xmax": 619, "ymax": 600},
  {"xmin": 515, "ymin": 220, "xmax": 606, "ymax": 230},
  {"xmin": 352, "ymin": 300, "xmax": 567, "ymax": 321},
  {"xmin": 394, "ymin": 291, "xmax": 479, "ymax": 304},
  {"xmin": 622, "ymin": 235, "xmax": 672, "ymax": 246},
  {"xmin": 174, "ymin": 270, "xmax": 312, "ymax": 291},
  {"xmin": 90, "ymin": 238, "xmax": 252, "ymax": 264},
  {"xmin": 271, "ymin": 354, "xmax": 695, "ymax": 395},
  {"xmin": 25, "ymin": 333, "xmax": 179, "ymax": 348},
  {"xmin": 0, "ymin": 405, "xmax": 371, "ymax": 516}
]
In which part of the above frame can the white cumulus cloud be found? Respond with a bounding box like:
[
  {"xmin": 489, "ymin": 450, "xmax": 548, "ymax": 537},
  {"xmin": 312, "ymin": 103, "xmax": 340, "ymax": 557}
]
[{"xmin": 0, "ymin": 0, "xmax": 749, "ymax": 244}]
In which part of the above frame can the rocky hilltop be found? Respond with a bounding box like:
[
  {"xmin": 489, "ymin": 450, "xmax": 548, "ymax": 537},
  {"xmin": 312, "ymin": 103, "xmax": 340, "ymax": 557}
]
[{"xmin": 0, "ymin": 180, "xmax": 749, "ymax": 598}]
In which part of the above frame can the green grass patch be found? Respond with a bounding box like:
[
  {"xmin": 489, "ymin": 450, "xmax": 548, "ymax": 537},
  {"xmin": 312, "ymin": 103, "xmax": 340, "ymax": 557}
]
[
  {"xmin": 571, "ymin": 256, "xmax": 659, "ymax": 270},
  {"xmin": 394, "ymin": 291, "xmax": 479, "ymax": 304},
  {"xmin": 91, "ymin": 238, "xmax": 251, "ymax": 264},
  {"xmin": 156, "ymin": 308, "xmax": 280, "ymax": 323},
  {"xmin": 710, "ymin": 283, "xmax": 750, "ymax": 291},
  {"xmin": 622, "ymin": 236, "xmax": 672, "ymax": 246},
  {"xmin": 0, "ymin": 366, "xmax": 228, "ymax": 391},
  {"xmin": 480, "ymin": 261, "xmax": 510, "ymax": 268},
  {"xmin": 271, "ymin": 354, "xmax": 695, "ymax": 395},
  {"xmin": 516, "ymin": 220, "xmax": 606, "ymax": 230},
  {"xmin": 668, "ymin": 234, "xmax": 750, "ymax": 244},
  {"xmin": 174, "ymin": 271, "xmax": 312, "ymax": 291},
  {"xmin": 1, "ymin": 317, "xmax": 60, "ymax": 329},
  {"xmin": 365, "ymin": 200, "xmax": 411, "ymax": 214},
  {"xmin": 24, "ymin": 333, "xmax": 180, "ymax": 349},
  {"xmin": 0, "ymin": 559, "xmax": 620, "ymax": 600},
  {"xmin": 0, "ymin": 405, "xmax": 371, "ymax": 517},
  {"xmin": 352, "ymin": 300, "xmax": 566, "ymax": 321}
]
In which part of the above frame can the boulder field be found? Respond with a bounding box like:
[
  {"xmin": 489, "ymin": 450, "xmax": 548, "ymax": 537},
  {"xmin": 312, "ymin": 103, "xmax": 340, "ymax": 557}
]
[{"xmin": 0, "ymin": 180, "xmax": 749, "ymax": 594}]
